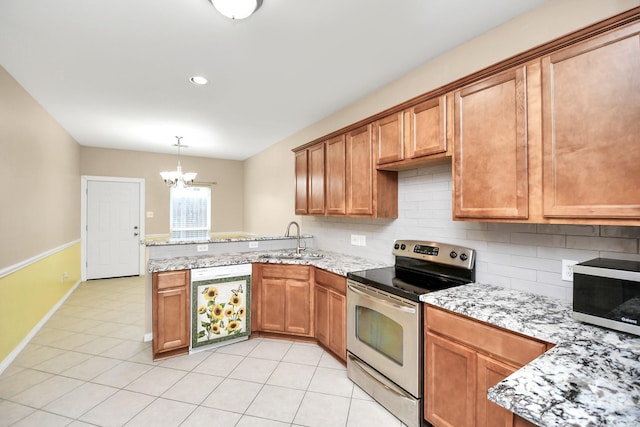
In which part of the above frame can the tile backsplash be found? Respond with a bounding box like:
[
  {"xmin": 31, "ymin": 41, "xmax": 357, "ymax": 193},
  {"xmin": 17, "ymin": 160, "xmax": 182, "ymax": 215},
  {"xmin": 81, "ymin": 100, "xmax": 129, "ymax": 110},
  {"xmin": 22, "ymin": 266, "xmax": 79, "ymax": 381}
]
[{"xmin": 302, "ymin": 163, "xmax": 640, "ymax": 301}]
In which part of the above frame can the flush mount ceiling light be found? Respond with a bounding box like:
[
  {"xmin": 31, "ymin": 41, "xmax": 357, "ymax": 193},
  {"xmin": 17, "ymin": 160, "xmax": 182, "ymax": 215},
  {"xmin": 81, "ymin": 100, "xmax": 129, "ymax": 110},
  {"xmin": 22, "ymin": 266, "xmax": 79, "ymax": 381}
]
[
  {"xmin": 189, "ymin": 76, "xmax": 208, "ymax": 85},
  {"xmin": 160, "ymin": 136, "xmax": 197, "ymax": 188},
  {"xmin": 210, "ymin": 0, "xmax": 263, "ymax": 20}
]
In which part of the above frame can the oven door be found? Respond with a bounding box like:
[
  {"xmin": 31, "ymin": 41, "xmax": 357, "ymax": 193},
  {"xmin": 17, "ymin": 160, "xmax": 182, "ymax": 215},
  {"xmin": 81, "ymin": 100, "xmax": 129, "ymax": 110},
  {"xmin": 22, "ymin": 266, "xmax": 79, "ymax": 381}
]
[{"xmin": 346, "ymin": 279, "xmax": 421, "ymax": 397}]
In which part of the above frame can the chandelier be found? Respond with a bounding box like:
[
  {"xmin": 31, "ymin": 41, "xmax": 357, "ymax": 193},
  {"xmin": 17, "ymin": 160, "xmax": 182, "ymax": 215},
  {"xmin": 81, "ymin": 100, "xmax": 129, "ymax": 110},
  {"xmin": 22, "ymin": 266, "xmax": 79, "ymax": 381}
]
[
  {"xmin": 210, "ymin": 0, "xmax": 263, "ymax": 20},
  {"xmin": 160, "ymin": 137, "xmax": 197, "ymax": 188}
]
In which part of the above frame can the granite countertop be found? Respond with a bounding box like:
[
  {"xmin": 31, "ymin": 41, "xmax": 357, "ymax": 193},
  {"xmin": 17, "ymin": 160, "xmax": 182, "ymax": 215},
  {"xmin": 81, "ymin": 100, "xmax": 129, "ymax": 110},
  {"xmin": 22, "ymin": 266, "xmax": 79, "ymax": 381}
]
[
  {"xmin": 421, "ymin": 284, "xmax": 640, "ymax": 426},
  {"xmin": 145, "ymin": 234, "xmax": 314, "ymax": 246},
  {"xmin": 148, "ymin": 249, "xmax": 390, "ymax": 277}
]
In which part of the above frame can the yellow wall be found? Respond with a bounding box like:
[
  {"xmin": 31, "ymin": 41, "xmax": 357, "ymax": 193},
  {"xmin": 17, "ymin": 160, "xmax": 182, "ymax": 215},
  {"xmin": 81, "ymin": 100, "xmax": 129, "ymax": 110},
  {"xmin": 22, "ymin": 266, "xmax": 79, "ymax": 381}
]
[
  {"xmin": 243, "ymin": 0, "xmax": 640, "ymax": 234},
  {"xmin": 0, "ymin": 243, "xmax": 80, "ymax": 361}
]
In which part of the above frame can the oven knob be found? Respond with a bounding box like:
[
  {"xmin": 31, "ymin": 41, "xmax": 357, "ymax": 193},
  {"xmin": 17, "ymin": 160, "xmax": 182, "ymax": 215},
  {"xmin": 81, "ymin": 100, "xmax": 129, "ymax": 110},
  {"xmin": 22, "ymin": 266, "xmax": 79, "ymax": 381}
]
[
  {"xmin": 400, "ymin": 244, "xmax": 407, "ymax": 250},
  {"xmin": 394, "ymin": 243, "xmax": 400, "ymax": 250},
  {"xmin": 449, "ymin": 251, "xmax": 457, "ymax": 259},
  {"xmin": 460, "ymin": 253, "xmax": 468, "ymax": 261}
]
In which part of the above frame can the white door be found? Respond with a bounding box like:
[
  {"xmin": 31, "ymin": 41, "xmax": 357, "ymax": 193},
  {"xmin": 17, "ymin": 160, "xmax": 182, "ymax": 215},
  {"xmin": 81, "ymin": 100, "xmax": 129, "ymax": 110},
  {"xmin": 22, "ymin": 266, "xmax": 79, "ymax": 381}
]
[{"xmin": 86, "ymin": 180, "xmax": 141, "ymax": 279}]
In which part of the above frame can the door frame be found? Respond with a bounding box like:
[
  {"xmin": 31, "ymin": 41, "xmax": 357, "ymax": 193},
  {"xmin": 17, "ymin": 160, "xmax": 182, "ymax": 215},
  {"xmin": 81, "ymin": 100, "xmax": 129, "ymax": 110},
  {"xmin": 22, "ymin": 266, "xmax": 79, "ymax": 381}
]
[{"xmin": 81, "ymin": 176, "xmax": 146, "ymax": 281}]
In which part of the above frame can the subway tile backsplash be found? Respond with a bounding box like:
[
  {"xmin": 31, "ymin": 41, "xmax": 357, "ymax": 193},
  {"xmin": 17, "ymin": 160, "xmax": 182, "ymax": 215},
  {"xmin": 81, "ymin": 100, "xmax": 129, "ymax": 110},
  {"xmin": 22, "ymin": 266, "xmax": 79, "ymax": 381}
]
[{"xmin": 302, "ymin": 163, "xmax": 640, "ymax": 301}]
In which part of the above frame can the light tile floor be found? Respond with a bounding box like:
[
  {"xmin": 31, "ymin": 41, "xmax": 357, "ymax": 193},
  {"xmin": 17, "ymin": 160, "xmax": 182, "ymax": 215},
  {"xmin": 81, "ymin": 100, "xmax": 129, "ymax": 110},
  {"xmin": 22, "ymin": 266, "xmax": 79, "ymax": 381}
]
[{"xmin": 0, "ymin": 276, "xmax": 406, "ymax": 426}]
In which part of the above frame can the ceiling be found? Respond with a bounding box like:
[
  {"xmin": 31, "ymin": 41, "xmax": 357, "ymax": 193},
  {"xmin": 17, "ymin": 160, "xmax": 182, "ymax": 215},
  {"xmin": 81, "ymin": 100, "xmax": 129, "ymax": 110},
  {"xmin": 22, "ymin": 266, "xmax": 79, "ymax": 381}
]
[{"xmin": 0, "ymin": 0, "xmax": 548, "ymax": 160}]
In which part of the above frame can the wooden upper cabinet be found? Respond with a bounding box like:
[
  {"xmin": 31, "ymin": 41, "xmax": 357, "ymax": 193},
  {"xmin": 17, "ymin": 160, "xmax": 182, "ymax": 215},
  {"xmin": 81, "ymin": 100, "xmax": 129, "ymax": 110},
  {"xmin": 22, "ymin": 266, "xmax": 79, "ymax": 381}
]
[
  {"xmin": 308, "ymin": 143, "xmax": 325, "ymax": 215},
  {"xmin": 375, "ymin": 112, "xmax": 404, "ymax": 165},
  {"xmin": 345, "ymin": 124, "xmax": 398, "ymax": 217},
  {"xmin": 453, "ymin": 65, "xmax": 532, "ymax": 219},
  {"xmin": 294, "ymin": 150, "xmax": 308, "ymax": 215},
  {"xmin": 346, "ymin": 124, "xmax": 375, "ymax": 215},
  {"xmin": 325, "ymin": 135, "xmax": 347, "ymax": 215},
  {"xmin": 407, "ymin": 95, "xmax": 449, "ymax": 159},
  {"xmin": 375, "ymin": 95, "xmax": 451, "ymax": 170},
  {"xmin": 542, "ymin": 21, "xmax": 640, "ymax": 219}
]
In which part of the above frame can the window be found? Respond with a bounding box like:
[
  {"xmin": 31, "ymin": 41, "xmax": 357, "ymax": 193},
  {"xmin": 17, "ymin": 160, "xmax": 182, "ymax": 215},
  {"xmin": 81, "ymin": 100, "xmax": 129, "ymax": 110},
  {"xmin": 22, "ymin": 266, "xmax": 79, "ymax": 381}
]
[{"xmin": 170, "ymin": 186, "xmax": 211, "ymax": 240}]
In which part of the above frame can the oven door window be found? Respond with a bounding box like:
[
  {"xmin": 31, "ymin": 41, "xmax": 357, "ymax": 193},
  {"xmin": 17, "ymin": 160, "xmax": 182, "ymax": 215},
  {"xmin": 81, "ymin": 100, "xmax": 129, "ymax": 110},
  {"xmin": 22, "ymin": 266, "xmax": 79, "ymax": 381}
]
[{"xmin": 355, "ymin": 305, "xmax": 403, "ymax": 365}]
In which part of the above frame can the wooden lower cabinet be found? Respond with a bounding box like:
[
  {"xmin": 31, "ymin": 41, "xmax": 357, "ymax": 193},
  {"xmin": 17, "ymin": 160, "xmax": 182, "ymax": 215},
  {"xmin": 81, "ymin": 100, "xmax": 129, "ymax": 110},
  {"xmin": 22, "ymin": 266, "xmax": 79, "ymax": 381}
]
[
  {"xmin": 425, "ymin": 331, "xmax": 476, "ymax": 427},
  {"xmin": 424, "ymin": 305, "xmax": 548, "ymax": 427},
  {"xmin": 314, "ymin": 269, "xmax": 346, "ymax": 362},
  {"xmin": 254, "ymin": 264, "xmax": 313, "ymax": 337},
  {"xmin": 152, "ymin": 270, "xmax": 190, "ymax": 360}
]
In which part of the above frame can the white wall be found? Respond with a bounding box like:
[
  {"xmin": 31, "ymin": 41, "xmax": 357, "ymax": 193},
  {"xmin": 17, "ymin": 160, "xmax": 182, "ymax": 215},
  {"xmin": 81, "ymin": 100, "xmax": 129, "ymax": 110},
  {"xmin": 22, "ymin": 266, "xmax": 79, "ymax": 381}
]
[{"xmin": 302, "ymin": 164, "xmax": 640, "ymax": 302}]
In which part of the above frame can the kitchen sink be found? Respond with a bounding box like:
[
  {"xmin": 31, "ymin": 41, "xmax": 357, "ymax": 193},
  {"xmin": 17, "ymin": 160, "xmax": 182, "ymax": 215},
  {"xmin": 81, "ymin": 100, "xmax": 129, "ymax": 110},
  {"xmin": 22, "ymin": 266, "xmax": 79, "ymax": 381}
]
[{"xmin": 259, "ymin": 252, "xmax": 324, "ymax": 260}]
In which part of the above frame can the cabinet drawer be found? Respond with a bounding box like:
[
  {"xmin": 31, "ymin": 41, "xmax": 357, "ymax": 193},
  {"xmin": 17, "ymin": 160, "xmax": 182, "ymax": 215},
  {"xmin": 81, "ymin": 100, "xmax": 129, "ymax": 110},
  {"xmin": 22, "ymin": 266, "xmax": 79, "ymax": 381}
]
[
  {"xmin": 155, "ymin": 270, "xmax": 189, "ymax": 290},
  {"xmin": 426, "ymin": 305, "xmax": 546, "ymax": 367},
  {"xmin": 315, "ymin": 268, "xmax": 346, "ymax": 295},
  {"xmin": 260, "ymin": 264, "xmax": 311, "ymax": 281}
]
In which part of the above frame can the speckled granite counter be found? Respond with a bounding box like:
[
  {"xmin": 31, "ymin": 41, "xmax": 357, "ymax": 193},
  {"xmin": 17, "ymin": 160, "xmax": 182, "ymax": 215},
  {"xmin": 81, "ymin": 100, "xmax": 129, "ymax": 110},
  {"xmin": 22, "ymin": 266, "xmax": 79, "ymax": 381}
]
[
  {"xmin": 145, "ymin": 234, "xmax": 313, "ymax": 246},
  {"xmin": 147, "ymin": 249, "xmax": 390, "ymax": 277},
  {"xmin": 420, "ymin": 284, "xmax": 640, "ymax": 427}
]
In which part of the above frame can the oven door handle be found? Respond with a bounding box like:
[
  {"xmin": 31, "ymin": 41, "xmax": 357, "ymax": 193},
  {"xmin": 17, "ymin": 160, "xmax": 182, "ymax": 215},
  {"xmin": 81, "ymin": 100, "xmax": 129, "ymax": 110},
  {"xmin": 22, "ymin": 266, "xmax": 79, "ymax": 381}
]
[
  {"xmin": 347, "ymin": 284, "xmax": 416, "ymax": 314},
  {"xmin": 348, "ymin": 353, "xmax": 418, "ymax": 403}
]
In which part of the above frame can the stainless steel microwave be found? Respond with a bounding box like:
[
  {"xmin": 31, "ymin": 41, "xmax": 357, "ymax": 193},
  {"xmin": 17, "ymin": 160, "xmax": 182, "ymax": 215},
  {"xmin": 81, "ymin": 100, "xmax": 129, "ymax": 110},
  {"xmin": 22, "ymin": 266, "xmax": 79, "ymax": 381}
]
[{"xmin": 573, "ymin": 258, "xmax": 640, "ymax": 336}]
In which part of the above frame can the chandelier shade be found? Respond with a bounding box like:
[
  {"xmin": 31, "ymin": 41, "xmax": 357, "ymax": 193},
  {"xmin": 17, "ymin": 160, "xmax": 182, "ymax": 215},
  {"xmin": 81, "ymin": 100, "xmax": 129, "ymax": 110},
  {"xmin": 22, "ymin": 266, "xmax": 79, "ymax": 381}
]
[
  {"xmin": 210, "ymin": 0, "xmax": 262, "ymax": 20},
  {"xmin": 160, "ymin": 137, "xmax": 197, "ymax": 188}
]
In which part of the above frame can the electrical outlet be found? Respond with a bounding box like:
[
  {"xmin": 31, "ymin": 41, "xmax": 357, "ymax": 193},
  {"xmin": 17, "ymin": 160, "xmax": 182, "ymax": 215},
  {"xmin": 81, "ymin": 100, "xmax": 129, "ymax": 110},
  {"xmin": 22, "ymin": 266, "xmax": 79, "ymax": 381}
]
[
  {"xmin": 197, "ymin": 244, "xmax": 209, "ymax": 252},
  {"xmin": 351, "ymin": 234, "xmax": 366, "ymax": 246},
  {"xmin": 249, "ymin": 241, "xmax": 259, "ymax": 249},
  {"xmin": 562, "ymin": 259, "xmax": 578, "ymax": 281}
]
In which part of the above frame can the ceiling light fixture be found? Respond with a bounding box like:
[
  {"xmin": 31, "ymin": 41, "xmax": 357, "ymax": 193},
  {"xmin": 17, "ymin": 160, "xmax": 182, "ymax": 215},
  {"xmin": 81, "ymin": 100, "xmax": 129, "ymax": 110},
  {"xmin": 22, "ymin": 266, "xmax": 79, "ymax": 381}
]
[
  {"xmin": 210, "ymin": 0, "xmax": 262, "ymax": 20},
  {"xmin": 189, "ymin": 76, "xmax": 208, "ymax": 85},
  {"xmin": 160, "ymin": 136, "xmax": 197, "ymax": 188}
]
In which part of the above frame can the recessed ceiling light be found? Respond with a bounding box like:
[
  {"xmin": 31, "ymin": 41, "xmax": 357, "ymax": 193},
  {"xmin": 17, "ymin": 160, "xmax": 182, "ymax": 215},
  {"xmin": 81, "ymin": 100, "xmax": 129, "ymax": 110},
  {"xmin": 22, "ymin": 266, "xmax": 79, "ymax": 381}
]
[{"xmin": 189, "ymin": 76, "xmax": 209, "ymax": 85}]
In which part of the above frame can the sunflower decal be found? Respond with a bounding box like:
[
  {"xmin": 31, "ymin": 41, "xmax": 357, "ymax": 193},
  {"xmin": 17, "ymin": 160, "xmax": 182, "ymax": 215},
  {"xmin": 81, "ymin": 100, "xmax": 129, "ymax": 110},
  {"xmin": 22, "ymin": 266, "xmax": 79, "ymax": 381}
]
[{"xmin": 195, "ymin": 278, "xmax": 248, "ymax": 344}]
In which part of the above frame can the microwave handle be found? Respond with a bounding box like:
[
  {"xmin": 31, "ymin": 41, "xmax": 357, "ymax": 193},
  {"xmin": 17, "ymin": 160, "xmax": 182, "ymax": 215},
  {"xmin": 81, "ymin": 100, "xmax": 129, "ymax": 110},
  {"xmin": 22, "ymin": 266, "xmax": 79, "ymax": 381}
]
[{"xmin": 347, "ymin": 284, "xmax": 416, "ymax": 314}]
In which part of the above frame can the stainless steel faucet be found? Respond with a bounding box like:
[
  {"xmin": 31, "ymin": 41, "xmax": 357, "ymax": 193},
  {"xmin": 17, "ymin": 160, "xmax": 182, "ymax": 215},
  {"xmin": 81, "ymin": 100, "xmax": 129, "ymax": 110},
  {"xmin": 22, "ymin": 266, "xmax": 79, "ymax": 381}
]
[{"xmin": 285, "ymin": 221, "xmax": 306, "ymax": 254}]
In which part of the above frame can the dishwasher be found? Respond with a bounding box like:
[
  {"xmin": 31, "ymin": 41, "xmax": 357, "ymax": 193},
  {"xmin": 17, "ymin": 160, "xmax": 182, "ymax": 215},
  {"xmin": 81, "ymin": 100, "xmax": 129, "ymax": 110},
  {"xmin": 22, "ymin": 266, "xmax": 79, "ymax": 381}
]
[{"xmin": 190, "ymin": 264, "xmax": 252, "ymax": 352}]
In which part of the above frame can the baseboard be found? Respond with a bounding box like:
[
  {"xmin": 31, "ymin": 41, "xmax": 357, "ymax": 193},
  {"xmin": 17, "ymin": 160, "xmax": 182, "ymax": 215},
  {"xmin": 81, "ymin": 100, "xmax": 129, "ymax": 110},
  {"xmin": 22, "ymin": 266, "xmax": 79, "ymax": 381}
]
[{"xmin": 0, "ymin": 279, "xmax": 82, "ymax": 375}]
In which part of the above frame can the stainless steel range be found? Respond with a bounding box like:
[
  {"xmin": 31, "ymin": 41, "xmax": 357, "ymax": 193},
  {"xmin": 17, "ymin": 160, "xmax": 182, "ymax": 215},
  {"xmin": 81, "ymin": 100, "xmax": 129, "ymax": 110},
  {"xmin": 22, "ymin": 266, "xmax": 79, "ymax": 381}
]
[{"xmin": 346, "ymin": 240, "xmax": 476, "ymax": 427}]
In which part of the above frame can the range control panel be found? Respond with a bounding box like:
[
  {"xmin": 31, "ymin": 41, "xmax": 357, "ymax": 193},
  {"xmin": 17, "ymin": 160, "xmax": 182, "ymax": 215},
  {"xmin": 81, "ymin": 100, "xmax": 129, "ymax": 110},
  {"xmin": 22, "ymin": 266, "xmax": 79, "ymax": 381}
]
[{"xmin": 392, "ymin": 240, "xmax": 475, "ymax": 270}]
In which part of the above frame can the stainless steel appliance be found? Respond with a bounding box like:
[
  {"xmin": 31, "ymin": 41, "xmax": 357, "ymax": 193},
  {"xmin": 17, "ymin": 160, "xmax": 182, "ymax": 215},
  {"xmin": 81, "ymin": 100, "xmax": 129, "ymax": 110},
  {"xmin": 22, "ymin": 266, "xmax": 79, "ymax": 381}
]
[
  {"xmin": 346, "ymin": 240, "xmax": 476, "ymax": 427},
  {"xmin": 190, "ymin": 264, "xmax": 252, "ymax": 352},
  {"xmin": 573, "ymin": 258, "xmax": 640, "ymax": 336}
]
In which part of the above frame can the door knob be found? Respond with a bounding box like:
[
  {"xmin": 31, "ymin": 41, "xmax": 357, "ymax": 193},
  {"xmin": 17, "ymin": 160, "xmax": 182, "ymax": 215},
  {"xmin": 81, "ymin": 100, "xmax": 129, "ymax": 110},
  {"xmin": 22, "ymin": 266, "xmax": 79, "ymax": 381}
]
[
  {"xmin": 134, "ymin": 226, "xmax": 139, "ymax": 230},
  {"xmin": 134, "ymin": 232, "xmax": 139, "ymax": 236}
]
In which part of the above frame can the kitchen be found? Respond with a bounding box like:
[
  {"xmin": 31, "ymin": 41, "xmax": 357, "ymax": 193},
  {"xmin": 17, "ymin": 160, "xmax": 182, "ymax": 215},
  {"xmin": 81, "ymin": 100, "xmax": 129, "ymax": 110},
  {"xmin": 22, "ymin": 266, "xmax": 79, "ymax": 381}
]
[{"xmin": 2, "ymin": 0, "xmax": 640, "ymax": 426}]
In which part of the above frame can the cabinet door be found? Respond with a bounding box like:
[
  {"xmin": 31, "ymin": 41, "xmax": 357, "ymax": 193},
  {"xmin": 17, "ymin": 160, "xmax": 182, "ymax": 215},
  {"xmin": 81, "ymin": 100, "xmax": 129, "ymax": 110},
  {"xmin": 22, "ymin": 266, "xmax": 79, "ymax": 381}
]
[
  {"xmin": 542, "ymin": 22, "xmax": 640, "ymax": 218},
  {"xmin": 326, "ymin": 135, "xmax": 346, "ymax": 215},
  {"xmin": 453, "ymin": 66, "xmax": 529, "ymax": 219},
  {"xmin": 294, "ymin": 150, "xmax": 308, "ymax": 215},
  {"xmin": 314, "ymin": 285, "xmax": 329, "ymax": 346},
  {"xmin": 261, "ymin": 278, "xmax": 286, "ymax": 332},
  {"xmin": 375, "ymin": 112, "xmax": 404, "ymax": 165},
  {"xmin": 285, "ymin": 280, "xmax": 311, "ymax": 335},
  {"xmin": 308, "ymin": 143, "xmax": 325, "ymax": 215},
  {"xmin": 153, "ymin": 270, "xmax": 190, "ymax": 359},
  {"xmin": 328, "ymin": 291, "xmax": 346, "ymax": 360},
  {"xmin": 425, "ymin": 331, "xmax": 476, "ymax": 427},
  {"xmin": 346, "ymin": 124, "xmax": 374, "ymax": 215},
  {"xmin": 476, "ymin": 354, "xmax": 518, "ymax": 427},
  {"xmin": 155, "ymin": 286, "xmax": 189, "ymax": 353},
  {"xmin": 408, "ymin": 96, "xmax": 447, "ymax": 159}
]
